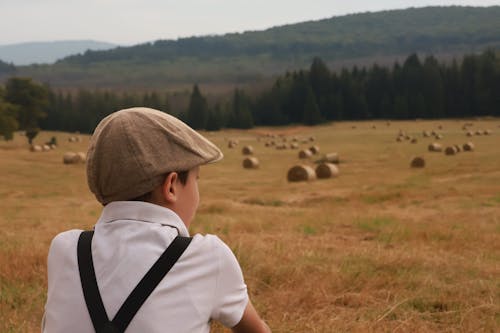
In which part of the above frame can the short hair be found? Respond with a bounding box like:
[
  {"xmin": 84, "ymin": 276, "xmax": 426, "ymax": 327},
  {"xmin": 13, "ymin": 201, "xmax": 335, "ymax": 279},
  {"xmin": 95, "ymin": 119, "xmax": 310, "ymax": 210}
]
[{"xmin": 129, "ymin": 170, "xmax": 189, "ymax": 202}]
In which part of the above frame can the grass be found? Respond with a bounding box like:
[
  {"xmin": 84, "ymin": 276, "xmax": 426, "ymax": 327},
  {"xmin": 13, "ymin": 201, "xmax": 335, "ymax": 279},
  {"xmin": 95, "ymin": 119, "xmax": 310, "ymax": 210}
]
[{"xmin": 1, "ymin": 119, "xmax": 500, "ymax": 332}]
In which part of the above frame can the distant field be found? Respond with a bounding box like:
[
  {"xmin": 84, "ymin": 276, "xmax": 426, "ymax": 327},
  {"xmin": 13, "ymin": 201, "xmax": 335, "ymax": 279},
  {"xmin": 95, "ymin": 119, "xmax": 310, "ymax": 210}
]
[{"xmin": 1, "ymin": 119, "xmax": 499, "ymax": 332}]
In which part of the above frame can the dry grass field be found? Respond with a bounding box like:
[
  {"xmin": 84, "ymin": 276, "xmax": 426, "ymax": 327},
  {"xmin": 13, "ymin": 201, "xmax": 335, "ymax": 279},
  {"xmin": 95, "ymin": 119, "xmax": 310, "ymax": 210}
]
[{"xmin": 1, "ymin": 119, "xmax": 499, "ymax": 332}]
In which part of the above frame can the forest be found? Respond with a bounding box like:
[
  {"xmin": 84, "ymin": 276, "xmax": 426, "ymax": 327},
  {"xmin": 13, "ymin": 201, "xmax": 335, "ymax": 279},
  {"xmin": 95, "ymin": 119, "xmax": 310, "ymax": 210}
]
[{"xmin": 0, "ymin": 49, "xmax": 498, "ymax": 140}]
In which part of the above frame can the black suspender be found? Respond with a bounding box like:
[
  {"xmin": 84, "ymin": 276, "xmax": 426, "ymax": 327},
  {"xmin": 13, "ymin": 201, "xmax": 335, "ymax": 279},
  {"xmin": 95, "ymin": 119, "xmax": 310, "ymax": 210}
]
[{"xmin": 77, "ymin": 231, "xmax": 192, "ymax": 333}]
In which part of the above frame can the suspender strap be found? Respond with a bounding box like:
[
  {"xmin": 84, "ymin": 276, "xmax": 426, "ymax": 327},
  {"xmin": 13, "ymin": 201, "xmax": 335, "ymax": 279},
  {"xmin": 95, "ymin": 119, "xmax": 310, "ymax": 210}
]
[
  {"xmin": 78, "ymin": 231, "xmax": 109, "ymax": 331},
  {"xmin": 77, "ymin": 231, "xmax": 192, "ymax": 333}
]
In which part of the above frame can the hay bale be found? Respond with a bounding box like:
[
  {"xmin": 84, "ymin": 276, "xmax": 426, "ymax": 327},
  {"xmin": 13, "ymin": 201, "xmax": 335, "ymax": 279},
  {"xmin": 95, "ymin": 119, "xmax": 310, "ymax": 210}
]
[
  {"xmin": 42, "ymin": 144, "xmax": 51, "ymax": 151},
  {"xmin": 410, "ymin": 156, "xmax": 425, "ymax": 168},
  {"xmin": 411, "ymin": 138, "xmax": 418, "ymax": 144},
  {"xmin": 422, "ymin": 131, "xmax": 431, "ymax": 137},
  {"xmin": 428, "ymin": 143, "xmax": 443, "ymax": 152},
  {"xmin": 276, "ymin": 144, "xmax": 287, "ymax": 150},
  {"xmin": 309, "ymin": 136, "xmax": 315, "ymax": 142},
  {"xmin": 63, "ymin": 152, "xmax": 79, "ymax": 164},
  {"xmin": 396, "ymin": 136, "xmax": 404, "ymax": 142},
  {"xmin": 228, "ymin": 141, "xmax": 238, "ymax": 148},
  {"xmin": 466, "ymin": 131, "xmax": 474, "ymax": 137},
  {"xmin": 463, "ymin": 142, "xmax": 474, "ymax": 151},
  {"xmin": 287, "ymin": 165, "xmax": 316, "ymax": 182},
  {"xmin": 290, "ymin": 143, "xmax": 299, "ymax": 149},
  {"xmin": 315, "ymin": 163, "xmax": 339, "ymax": 179},
  {"xmin": 309, "ymin": 145, "xmax": 320, "ymax": 154},
  {"xmin": 475, "ymin": 130, "xmax": 482, "ymax": 136},
  {"xmin": 453, "ymin": 144, "xmax": 461, "ymax": 152},
  {"xmin": 76, "ymin": 152, "xmax": 86, "ymax": 163},
  {"xmin": 484, "ymin": 129, "xmax": 492, "ymax": 135},
  {"xmin": 243, "ymin": 157, "xmax": 259, "ymax": 169},
  {"xmin": 321, "ymin": 152, "xmax": 340, "ymax": 164},
  {"xmin": 242, "ymin": 145, "xmax": 253, "ymax": 155},
  {"xmin": 30, "ymin": 145, "xmax": 42, "ymax": 152},
  {"xmin": 445, "ymin": 146, "xmax": 458, "ymax": 155},
  {"xmin": 298, "ymin": 149, "xmax": 312, "ymax": 159}
]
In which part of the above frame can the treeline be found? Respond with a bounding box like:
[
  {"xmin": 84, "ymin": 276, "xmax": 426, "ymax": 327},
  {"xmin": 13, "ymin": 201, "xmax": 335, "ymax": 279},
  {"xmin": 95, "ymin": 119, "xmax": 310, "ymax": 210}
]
[{"xmin": 0, "ymin": 50, "xmax": 499, "ymax": 140}]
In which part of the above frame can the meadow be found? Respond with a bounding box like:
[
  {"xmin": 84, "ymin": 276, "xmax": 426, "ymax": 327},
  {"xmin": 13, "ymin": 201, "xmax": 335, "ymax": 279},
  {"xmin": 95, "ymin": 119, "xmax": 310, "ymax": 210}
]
[{"xmin": 0, "ymin": 119, "xmax": 499, "ymax": 332}]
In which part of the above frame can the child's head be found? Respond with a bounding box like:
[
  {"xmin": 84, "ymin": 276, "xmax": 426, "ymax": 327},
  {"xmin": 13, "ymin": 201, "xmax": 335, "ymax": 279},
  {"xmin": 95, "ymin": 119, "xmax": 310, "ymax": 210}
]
[{"xmin": 86, "ymin": 107, "xmax": 223, "ymax": 223}]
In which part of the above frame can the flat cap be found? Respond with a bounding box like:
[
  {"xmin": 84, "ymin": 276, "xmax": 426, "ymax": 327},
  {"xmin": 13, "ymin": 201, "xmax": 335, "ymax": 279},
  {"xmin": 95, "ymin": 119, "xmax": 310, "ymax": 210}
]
[{"xmin": 86, "ymin": 107, "xmax": 223, "ymax": 204}]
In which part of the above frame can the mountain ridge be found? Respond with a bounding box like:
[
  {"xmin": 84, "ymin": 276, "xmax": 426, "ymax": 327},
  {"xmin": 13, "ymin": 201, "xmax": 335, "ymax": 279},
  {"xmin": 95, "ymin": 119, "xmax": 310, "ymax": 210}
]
[
  {"xmin": 3, "ymin": 6, "xmax": 500, "ymax": 90},
  {"xmin": 0, "ymin": 40, "xmax": 117, "ymax": 65}
]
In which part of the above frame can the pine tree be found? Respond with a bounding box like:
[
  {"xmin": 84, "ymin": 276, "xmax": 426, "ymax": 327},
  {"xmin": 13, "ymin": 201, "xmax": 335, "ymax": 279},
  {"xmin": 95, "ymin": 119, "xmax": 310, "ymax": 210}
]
[{"xmin": 186, "ymin": 84, "xmax": 208, "ymax": 129}]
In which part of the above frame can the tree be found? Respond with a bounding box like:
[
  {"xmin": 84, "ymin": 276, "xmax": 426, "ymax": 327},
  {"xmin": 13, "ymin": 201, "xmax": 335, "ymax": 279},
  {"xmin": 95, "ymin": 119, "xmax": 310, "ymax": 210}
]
[
  {"xmin": 228, "ymin": 89, "xmax": 253, "ymax": 129},
  {"xmin": 4, "ymin": 77, "xmax": 48, "ymax": 142},
  {"xmin": 186, "ymin": 84, "xmax": 208, "ymax": 129},
  {"xmin": 302, "ymin": 85, "xmax": 323, "ymax": 125},
  {"xmin": 0, "ymin": 91, "xmax": 19, "ymax": 141}
]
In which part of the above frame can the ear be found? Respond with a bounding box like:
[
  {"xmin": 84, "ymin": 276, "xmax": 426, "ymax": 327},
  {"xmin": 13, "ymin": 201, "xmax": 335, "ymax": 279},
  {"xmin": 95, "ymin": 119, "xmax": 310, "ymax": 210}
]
[{"xmin": 161, "ymin": 172, "xmax": 179, "ymax": 203}]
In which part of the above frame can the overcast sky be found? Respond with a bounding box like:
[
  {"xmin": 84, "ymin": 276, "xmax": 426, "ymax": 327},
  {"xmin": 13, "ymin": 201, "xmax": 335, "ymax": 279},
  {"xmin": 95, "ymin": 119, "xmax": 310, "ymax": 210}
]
[{"xmin": 1, "ymin": 1, "xmax": 499, "ymax": 46}]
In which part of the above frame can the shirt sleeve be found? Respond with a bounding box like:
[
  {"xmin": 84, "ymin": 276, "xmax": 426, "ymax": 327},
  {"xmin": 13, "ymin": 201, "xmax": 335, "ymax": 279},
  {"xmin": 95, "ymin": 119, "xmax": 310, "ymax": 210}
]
[{"xmin": 210, "ymin": 236, "xmax": 249, "ymax": 328}]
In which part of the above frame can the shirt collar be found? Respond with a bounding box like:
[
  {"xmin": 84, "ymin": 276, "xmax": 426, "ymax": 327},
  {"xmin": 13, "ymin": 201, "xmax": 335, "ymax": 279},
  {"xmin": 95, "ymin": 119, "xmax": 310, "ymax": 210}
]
[{"xmin": 96, "ymin": 201, "xmax": 190, "ymax": 237}]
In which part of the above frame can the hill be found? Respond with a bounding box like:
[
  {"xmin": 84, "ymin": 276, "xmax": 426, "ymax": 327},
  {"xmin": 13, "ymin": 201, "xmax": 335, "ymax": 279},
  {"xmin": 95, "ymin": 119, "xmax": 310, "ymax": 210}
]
[
  {"xmin": 4, "ymin": 6, "xmax": 500, "ymax": 90},
  {"xmin": 0, "ymin": 40, "xmax": 117, "ymax": 65}
]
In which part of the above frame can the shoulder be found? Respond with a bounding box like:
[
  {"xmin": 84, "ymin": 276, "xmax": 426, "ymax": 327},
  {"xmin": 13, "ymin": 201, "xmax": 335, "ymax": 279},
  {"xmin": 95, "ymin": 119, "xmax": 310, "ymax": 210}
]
[
  {"xmin": 49, "ymin": 229, "xmax": 84, "ymax": 252},
  {"xmin": 47, "ymin": 229, "xmax": 84, "ymax": 264},
  {"xmin": 190, "ymin": 234, "xmax": 238, "ymax": 261}
]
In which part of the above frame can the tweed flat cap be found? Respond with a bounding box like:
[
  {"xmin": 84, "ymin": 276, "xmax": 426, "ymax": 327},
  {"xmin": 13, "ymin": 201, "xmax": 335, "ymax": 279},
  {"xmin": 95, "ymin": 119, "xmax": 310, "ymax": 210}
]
[{"xmin": 86, "ymin": 107, "xmax": 223, "ymax": 204}]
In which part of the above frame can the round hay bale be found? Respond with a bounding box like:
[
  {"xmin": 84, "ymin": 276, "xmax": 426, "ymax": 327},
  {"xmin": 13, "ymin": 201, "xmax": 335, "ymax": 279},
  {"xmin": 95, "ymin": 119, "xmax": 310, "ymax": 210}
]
[
  {"xmin": 445, "ymin": 146, "xmax": 458, "ymax": 155},
  {"xmin": 242, "ymin": 145, "xmax": 253, "ymax": 155},
  {"xmin": 410, "ymin": 156, "xmax": 425, "ymax": 168},
  {"xmin": 243, "ymin": 157, "xmax": 259, "ymax": 169},
  {"xmin": 466, "ymin": 131, "xmax": 474, "ymax": 137},
  {"xmin": 396, "ymin": 136, "xmax": 404, "ymax": 142},
  {"xmin": 264, "ymin": 142, "xmax": 271, "ymax": 147},
  {"xmin": 298, "ymin": 149, "xmax": 312, "ymax": 159},
  {"xmin": 438, "ymin": 125, "xmax": 443, "ymax": 130},
  {"xmin": 76, "ymin": 152, "xmax": 86, "ymax": 163},
  {"xmin": 309, "ymin": 145, "xmax": 320, "ymax": 154},
  {"xmin": 411, "ymin": 138, "xmax": 418, "ymax": 144},
  {"xmin": 315, "ymin": 163, "xmax": 339, "ymax": 179},
  {"xmin": 291, "ymin": 136, "xmax": 298, "ymax": 142},
  {"xmin": 276, "ymin": 144, "xmax": 287, "ymax": 150},
  {"xmin": 228, "ymin": 141, "xmax": 238, "ymax": 148},
  {"xmin": 405, "ymin": 135, "xmax": 411, "ymax": 140},
  {"xmin": 321, "ymin": 152, "xmax": 340, "ymax": 164},
  {"xmin": 63, "ymin": 152, "xmax": 79, "ymax": 164},
  {"xmin": 309, "ymin": 136, "xmax": 315, "ymax": 142},
  {"xmin": 453, "ymin": 144, "xmax": 461, "ymax": 152},
  {"xmin": 287, "ymin": 165, "xmax": 316, "ymax": 182},
  {"xmin": 434, "ymin": 134, "xmax": 443, "ymax": 140},
  {"xmin": 42, "ymin": 144, "xmax": 51, "ymax": 151},
  {"xmin": 463, "ymin": 142, "xmax": 474, "ymax": 151},
  {"xmin": 428, "ymin": 143, "xmax": 442, "ymax": 152},
  {"xmin": 50, "ymin": 144, "xmax": 57, "ymax": 150},
  {"xmin": 484, "ymin": 129, "xmax": 492, "ymax": 135},
  {"xmin": 290, "ymin": 143, "xmax": 299, "ymax": 149},
  {"xmin": 422, "ymin": 131, "xmax": 431, "ymax": 137},
  {"xmin": 30, "ymin": 145, "xmax": 42, "ymax": 152},
  {"xmin": 475, "ymin": 130, "xmax": 482, "ymax": 136}
]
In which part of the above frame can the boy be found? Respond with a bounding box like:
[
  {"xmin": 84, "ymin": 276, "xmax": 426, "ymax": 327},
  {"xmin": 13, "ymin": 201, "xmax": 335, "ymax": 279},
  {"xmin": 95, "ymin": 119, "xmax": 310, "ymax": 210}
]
[{"xmin": 43, "ymin": 107, "xmax": 271, "ymax": 333}]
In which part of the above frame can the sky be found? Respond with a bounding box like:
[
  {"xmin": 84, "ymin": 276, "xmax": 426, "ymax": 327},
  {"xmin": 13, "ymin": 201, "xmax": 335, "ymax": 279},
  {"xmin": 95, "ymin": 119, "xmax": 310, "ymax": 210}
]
[{"xmin": 1, "ymin": 0, "xmax": 499, "ymax": 46}]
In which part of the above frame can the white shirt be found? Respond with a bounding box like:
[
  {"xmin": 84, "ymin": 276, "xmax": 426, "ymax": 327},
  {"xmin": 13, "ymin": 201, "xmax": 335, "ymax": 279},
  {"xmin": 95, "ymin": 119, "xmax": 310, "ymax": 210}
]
[{"xmin": 43, "ymin": 201, "xmax": 248, "ymax": 333}]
